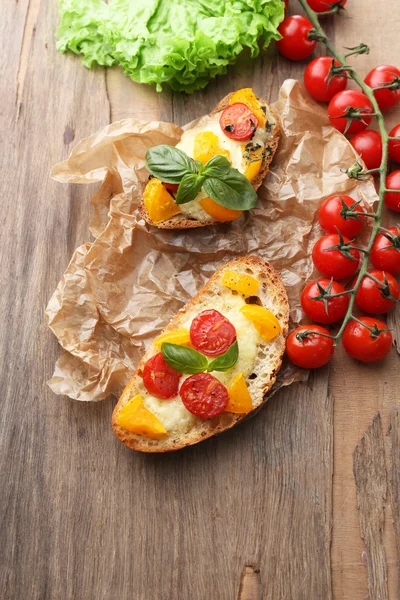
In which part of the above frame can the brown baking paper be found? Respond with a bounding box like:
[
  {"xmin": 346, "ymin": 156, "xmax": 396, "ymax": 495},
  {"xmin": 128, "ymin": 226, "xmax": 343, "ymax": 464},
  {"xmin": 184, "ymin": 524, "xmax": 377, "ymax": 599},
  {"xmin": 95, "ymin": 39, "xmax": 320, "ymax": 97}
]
[{"xmin": 46, "ymin": 80, "xmax": 378, "ymax": 402}]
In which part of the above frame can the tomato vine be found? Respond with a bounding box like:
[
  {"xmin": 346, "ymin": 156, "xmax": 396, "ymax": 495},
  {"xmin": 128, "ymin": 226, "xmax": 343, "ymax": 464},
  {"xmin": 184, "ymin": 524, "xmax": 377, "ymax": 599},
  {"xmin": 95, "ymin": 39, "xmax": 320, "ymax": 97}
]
[{"xmin": 297, "ymin": 0, "xmax": 399, "ymax": 349}]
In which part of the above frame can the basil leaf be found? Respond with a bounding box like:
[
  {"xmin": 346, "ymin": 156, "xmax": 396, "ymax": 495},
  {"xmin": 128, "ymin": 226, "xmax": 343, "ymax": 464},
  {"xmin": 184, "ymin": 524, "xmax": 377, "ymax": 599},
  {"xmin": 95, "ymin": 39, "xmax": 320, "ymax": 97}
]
[
  {"xmin": 203, "ymin": 170, "xmax": 258, "ymax": 210},
  {"xmin": 145, "ymin": 145, "xmax": 197, "ymax": 183},
  {"xmin": 207, "ymin": 341, "xmax": 239, "ymax": 372},
  {"xmin": 201, "ymin": 155, "xmax": 231, "ymax": 178},
  {"xmin": 161, "ymin": 343, "xmax": 208, "ymax": 374},
  {"xmin": 175, "ymin": 174, "xmax": 205, "ymax": 204}
]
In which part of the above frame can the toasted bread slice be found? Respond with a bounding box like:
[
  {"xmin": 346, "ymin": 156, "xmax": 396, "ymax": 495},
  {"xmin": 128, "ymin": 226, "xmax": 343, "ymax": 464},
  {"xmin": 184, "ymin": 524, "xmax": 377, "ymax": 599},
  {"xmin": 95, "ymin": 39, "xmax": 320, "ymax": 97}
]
[
  {"xmin": 112, "ymin": 256, "xmax": 289, "ymax": 452},
  {"xmin": 138, "ymin": 92, "xmax": 280, "ymax": 229}
]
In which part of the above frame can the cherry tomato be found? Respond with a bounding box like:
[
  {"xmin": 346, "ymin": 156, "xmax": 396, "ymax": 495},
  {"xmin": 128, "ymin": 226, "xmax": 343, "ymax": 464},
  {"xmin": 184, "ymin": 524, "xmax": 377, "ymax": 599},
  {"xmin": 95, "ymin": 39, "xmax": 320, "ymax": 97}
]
[
  {"xmin": 319, "ymin": 194, "xmax": 365, "ymax": 238},
  {"xmin": 389, "ymin": 124, "xmax": 400, "ymax": 163},
  {"xmin": 277, "ymin": 16, "xmax": 316, "ymax": 61},
  {"xmin": 385, "ymin": 170, "xmax": 400, "ymax": 212},
  {"xmin": 354, "ymin": 270, "xmax": 399, "ymax": 314},
  {"xmin": 312, "ymin": 234, "xmax": 360, "ymax": 280},
  {"xmin": 163, "ymin": 182, "xmax": 179, "ymax": 194},
  {"xmin": 220, "ymin": 103, "xmax": 258, "ymax": 141},
  {"xmin": 350, "ymin": 130, "xmax": 383, "ymax": 171},
  {"xmin": 306, "ymin": 0, "xmax": 347, "ymax": 11},
  {"xmin": 304, "ymin": 57, "xmax": 347, "ymax": 102},
  {"xmin": 301, "ymin": 279, "xmax": 349, "ymax": 324},
  {"xmin": 284, "ymin": 0, "xmax": 288, "ymax": 14},
  {"xmin": 365, "ymin": 66, "xmax": 400, "ymax": 111},
  {"xmin": 190, "ymin": 310, "xmax": 236, "ymax": 357},
  {"xmin": 370, "ymin": 228, "xmax": 400, "ymax": 274},
  {"xmin": 286, "ymin": 325, "xmax": 334, "ymax": 368},
  {"xmin": 142, "ymin": 353, "xmax": 181, "ymax": 399},
  {"xmin": 342, "ymin": 317, "xmax": 392, "ymax": 363},
  {"xmin": 180, "ymin": 373, "xmax": 228, "ymax": 419},
  {"xmin": 328, "ymin": 90, "xmax": 373, "ymax": 135}
]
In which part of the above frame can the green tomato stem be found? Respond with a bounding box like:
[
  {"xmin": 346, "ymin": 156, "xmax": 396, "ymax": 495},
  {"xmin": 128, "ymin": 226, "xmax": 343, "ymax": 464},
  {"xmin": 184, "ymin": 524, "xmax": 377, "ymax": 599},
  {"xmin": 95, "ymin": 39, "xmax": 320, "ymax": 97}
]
[{"xmin": 298, "ymin": 0, "xmax": 391, "ymax": 347}]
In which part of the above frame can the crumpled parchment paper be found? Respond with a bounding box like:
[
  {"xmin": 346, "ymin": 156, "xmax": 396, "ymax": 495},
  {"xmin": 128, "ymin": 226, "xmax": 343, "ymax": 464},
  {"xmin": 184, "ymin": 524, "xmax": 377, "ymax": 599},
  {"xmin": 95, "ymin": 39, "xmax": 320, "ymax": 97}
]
[{"xmin": 46, "ymin": 80, "xmax": 378, "ymax": 401}]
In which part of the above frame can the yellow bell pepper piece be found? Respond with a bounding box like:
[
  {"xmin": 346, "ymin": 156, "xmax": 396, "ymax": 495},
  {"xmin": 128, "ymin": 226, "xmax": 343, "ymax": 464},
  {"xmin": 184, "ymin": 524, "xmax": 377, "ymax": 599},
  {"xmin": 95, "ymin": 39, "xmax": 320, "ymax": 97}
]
[
  {"xmin": 226, "ymin": 373, "xmax": 253, "ymax": 414},
  {"xmin": 231, "ymin": 88, "xmax": 267, "ymax": 128},
  {"xmin": 241, "ymin": 143, "xmax": 264, "ymax": 181},
  {"xmin": 153, "ymin": 328, "xmax": 191, "ymax": 349},
  {"xmin": 193, "ymin": 131, "xmax": 231, "ymax": 165},
  {"xmin": 116, "ymin": 394, "xmax": 167, "ymax": 439},
  {"xmin": 240, "ymin": 305, "xmax": 282, "ymax": 342},
  {"xmin": 244, "ymin": 159, "xmax": 263, "ymax": 182},
  {"xmin": 221, "ymin": 269, "xmax": 260, "ymax": 297},
  {"xmin": 200, "ymin": 196, "xmax": 242, "ymax": 222},
  {"xmin": 143, "ymin": 178, "xmax": 181, "ymax": 224}
]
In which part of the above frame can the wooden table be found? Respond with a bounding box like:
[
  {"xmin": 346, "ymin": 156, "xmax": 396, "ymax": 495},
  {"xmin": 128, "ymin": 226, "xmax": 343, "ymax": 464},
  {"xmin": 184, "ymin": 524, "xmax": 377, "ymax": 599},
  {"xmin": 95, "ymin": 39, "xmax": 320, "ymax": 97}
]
[{"xmin": 2, "ymin": 1, "xmax": 399, "ymax": 598}]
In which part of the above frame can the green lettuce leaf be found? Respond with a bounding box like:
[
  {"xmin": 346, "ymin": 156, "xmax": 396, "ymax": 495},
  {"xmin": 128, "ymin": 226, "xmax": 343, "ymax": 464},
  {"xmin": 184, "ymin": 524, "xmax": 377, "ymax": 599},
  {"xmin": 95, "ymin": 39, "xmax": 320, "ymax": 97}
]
[{"xmin": 57, "ymin": 0, "xmax": 284, "ymax": 93}]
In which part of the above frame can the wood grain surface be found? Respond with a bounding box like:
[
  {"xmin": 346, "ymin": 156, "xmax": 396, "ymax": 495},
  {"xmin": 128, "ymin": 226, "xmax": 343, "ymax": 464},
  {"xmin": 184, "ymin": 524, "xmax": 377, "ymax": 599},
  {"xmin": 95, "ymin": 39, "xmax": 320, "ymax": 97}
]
[
  {"xmin": 353, "ymin": 413, "xmax": 389, "ymax": 600},
  {"xmin": 0, "ymin": 1, "xmax": 399, "ymax": 599},
  {"xmin": 390, "ymin": 407, "xmax": 400, "ymax": 593}
]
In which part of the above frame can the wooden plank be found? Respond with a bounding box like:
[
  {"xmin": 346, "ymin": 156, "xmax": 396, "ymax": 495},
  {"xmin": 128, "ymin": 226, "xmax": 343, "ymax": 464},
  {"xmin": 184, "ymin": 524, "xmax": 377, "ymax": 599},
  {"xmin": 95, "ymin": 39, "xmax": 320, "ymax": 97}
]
[
  {"xmin": 353, "ymin": 413, "xmax": 389, "ymax": 600},
  {"xmin": 390, "ymin": 407, "xmax": 400, "ymax": 592}
]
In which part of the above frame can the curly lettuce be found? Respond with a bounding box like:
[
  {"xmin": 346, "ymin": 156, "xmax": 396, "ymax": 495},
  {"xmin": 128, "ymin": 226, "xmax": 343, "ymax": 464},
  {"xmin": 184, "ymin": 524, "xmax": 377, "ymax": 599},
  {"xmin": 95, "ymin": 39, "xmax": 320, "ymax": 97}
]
[{"xmin": 57, "ymin": 0, "xmax": 284, "ymax": 93}]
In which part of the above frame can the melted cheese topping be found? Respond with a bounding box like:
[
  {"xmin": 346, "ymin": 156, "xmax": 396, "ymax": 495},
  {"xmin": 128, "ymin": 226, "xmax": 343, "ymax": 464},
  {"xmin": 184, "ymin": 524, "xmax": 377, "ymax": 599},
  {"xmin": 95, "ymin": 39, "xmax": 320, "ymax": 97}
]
[
  {"xmin": 139, "ymin": 288, "xmax": 261, "ymax": 434},
  {"xmin": 175, "ymin": 112, "xmax": 273, "ymax": 221}
]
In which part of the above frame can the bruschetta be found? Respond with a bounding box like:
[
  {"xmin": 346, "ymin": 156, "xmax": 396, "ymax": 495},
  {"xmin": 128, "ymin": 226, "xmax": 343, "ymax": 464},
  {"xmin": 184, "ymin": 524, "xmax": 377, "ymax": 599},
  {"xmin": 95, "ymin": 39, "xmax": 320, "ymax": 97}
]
[
  {"xmin": 138, "ymin": 88, "xmax": 280, "ymax": 229},
  {"xmin": 112, "ymin": 256, "xmax": 289, "ymax": 452}
]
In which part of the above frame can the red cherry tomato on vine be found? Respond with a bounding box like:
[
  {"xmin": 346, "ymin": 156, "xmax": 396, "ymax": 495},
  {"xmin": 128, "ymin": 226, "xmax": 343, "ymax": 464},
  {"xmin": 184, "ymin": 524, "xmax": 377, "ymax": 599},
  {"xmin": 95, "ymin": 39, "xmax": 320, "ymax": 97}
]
[
  {"xmin": 389, "ymin": 124, "xmax": 400, "ymax": 163},
  {"xmin": 304, "ymin": 57, "xmax": 347, "ymax": 102},
  {"xmin": 180, "ymin": 373, "xmax": 228, "ymax": 419},
  {"xmin": 306, "ymin": 0, "xmax": 347, "ymax": 11},
  {"xmin": 370, "ymin": 228, "xmax": 400, "ymax": 274},
  {"xmin": 142, "ymin": 353, "xmax": 181, "ymax": 399},
  {"xmin": 301, "ymin": 279, "xmax": 349, "ymax": 324},
  {"xmin": 312, "ymin": 234, "xmax": 360, "ymax": 280},
  {"xmin": 353, "ymin": 270, "xmax": 399, "ymax": 314},
  {"xmin": 350, "ymin": 130, "xmax": 383, "ymax": 171},
  {"xmin": 328, "ymin": 90, "xmax": 373, "ymax": 135},
  {"xmin": 365, "ymin": 66, "xmax": 400, "ymax": 111},
  {"xmin": 384, "ymin": 170, "xmax": 400, "ymax": 212},
  {"xmin": 277, "ymin": 16, "xmax": 316, "ymax": 61},
  {"xmin": 286, "ymin": 325, "xmax": 334, "ymax": 368},
  {"xmin": 319, "ymin": 194, "xmax": 365, "ymax": 238},
  {"xmin": 220, "ymin": 103, "xmax": 258, "ymax": 141},
  {"xmin": 190, "ymin": 309, "xmax": 236, "ymax": 357},
  {"xmin": 342, "ymin": 317, "xmax": 392, "ymax": 363}
]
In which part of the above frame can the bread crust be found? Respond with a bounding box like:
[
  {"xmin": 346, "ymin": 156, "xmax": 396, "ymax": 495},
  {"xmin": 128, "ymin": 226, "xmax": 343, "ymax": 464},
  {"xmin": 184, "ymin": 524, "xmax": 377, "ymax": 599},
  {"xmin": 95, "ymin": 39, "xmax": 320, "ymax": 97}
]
[
  {"xmin": 138, "ymin": 92, "xmax": 280, "ymax": 229},
  {"xmin": 112, "ymin": 256, "xmax": 289, "ymax": 452}
]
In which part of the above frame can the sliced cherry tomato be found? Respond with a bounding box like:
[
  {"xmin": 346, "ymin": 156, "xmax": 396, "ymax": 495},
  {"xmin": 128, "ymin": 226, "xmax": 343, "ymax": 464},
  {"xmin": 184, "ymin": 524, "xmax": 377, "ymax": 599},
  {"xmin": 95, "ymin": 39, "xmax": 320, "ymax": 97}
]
[
  {"xmin": 306, "ymin": 0, "xmax": 347, "ymax": 10},
  {"xmin": 312, "ymin": 234, "xmax": 360, "ymax": 280},
  {"xmin": 319, "ymin": 194, "xmax": 365, "ymax": 238},
  {"xmin": 142, "ymin": 353, "xmax": 181, "ymax": 399},
  {"xmin": 342, "ymin": 317, "xmax": 392, "ymax": 363},
  {"xmin": 365, "ymin": 66, "xmax": 400, "ymax": 111},
  {"xmin": 190, "ymin": 310, "xmax": 236, "ymax": 357},
  {"xmin": 370, "ymin": 228, "xmax": 400, "ymax": 274},
  {"xmin": 385, "ymin": 170, "xmax": 400, "ymax": 212},
  {"xmin": 389, "ymin": 124, "xmax": 400, "ymax": 163},
  {"xmin": 286, "ymin": 325, "xmax": 334, "ymax": 368},
  {"xmin": 328, "ymin": 90, "xmax": 373, "ymax": 135},
  {"xmin": 163, "ymin": 182, "xmax": 179, "ymax": 194},
  {"xmin": 220, "ymin": 103, "xmax": 258, "ymax": 141},
  {"xmin": 354, "ymin": 270, "xmax": 399, "ymax": 314},
  {"xmin": 301, "ymin": 279, "xmax": 349, "ymax": 324},
  {"xmin": 304, "ymin": 57, "xmax": 347, "ymax": 103},
  {"xmin": 350, "ymin": 130, "xmax": 383, "ymax": 171},
  {"xmin": 277, "ymin": 16, "xmax": 316, "ymax": 61},
  {"xmin": 180, "ymin": 373, "xmax": 229, "ymax": 419}
]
